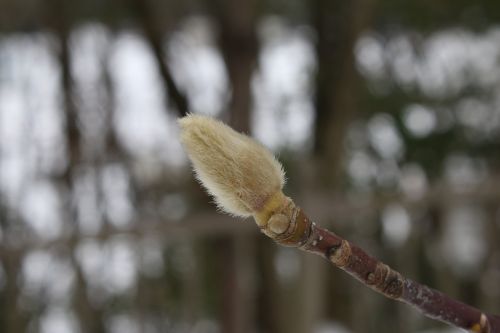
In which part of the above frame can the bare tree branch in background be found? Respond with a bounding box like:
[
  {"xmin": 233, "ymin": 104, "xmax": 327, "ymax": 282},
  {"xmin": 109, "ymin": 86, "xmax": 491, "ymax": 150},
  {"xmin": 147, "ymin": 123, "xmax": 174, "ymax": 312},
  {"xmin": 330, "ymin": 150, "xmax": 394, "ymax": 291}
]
[
  {"xmin": 306, "ymin": 1, "xmax": 378, "ymax": 330},
  {"xmin": 130, "ymin": 0, "xmax": 190, "ymax": 117}
]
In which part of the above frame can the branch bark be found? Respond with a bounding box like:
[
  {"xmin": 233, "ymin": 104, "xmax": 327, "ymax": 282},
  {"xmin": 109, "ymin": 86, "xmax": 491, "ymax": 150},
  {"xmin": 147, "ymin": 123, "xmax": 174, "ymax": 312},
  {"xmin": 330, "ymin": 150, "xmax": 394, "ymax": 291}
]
[{"xmin": 262, "ymin": 201, "xmax": 500, "ymax": 333}]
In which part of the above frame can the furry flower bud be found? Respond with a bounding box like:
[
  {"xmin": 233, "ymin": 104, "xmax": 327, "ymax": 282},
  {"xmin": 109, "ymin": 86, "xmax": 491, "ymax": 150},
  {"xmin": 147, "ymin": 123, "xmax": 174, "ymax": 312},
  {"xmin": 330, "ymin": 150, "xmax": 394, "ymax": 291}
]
[{"xmin": 178, "ymin": 114, "xmax": 285, "ymax": 218}]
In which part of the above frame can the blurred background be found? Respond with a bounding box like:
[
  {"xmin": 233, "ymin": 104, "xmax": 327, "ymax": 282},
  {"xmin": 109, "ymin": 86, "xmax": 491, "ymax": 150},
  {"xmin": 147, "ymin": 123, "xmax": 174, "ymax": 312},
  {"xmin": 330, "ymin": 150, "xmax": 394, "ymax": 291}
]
[{"xmin": 0, "ymin": 0, "xmax": 500, "ymax": 332}]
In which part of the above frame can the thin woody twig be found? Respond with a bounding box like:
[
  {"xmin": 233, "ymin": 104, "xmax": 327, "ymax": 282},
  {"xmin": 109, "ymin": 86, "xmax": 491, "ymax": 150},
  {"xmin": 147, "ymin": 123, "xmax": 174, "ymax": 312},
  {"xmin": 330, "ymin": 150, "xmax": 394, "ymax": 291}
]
[{"xmin": 261, "ymin": 200, "xmax": 500, "ymax": 333}]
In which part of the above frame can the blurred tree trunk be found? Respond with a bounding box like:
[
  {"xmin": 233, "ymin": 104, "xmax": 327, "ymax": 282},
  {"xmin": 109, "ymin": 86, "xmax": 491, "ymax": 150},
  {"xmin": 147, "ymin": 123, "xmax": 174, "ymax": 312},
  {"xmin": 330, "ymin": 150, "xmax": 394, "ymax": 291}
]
[
  {"xmin": 257, "ymin": 238, "xmax": 280, "ymax": 333},
  {"xmin": 313, "ymin": 0, "xmax": 375, "ymax": 188},
  {"xmin": 480, "ymin": 204, "xmax": 500, "ymax": 313},
  {"xmin": 295, "ymin": 253, "xmax": 328, "ymax": 333},
  {"xmin": 209, "ymin": 1, "xmax": 260, "ymax": 332},
  {"xmin": 0, "ymin": 190, "xmax": 25, "ymax": 332},
  {"xmin": 46, "ymin": 1, "xmax": 106, "ymax": 330},
  {"xmin": 310, "ymin": 1, "xmax": 375, "ymax": 332},
  {"xmin": 1, "ymin": 250, "xmax": 25, "ymax": 333},
  {"xmin": 214, "ymin": 234, "xmax": 257, "ymax": 333},
  {"xmin": 428, "ymin": 207, "xmax": 460, "ymax": 299},
  {"xmin": 212, "ymin": 0, "xmax": 258, "ymax": 134}
]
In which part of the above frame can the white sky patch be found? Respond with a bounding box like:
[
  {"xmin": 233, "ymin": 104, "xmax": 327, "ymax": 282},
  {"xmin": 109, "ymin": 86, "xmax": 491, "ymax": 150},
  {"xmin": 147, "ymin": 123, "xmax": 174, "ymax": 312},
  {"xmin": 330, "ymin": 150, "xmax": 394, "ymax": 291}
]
[
  {"xmin": 422, "ymin": 29, "xmax": 500, "ymax": 95},
  {"xmin": 104, "ymin": 237, "xmax": 137, "ymax": 294},
  {"xmin": 274, "ymin": 247, "xmax": 301, "ymax": 283},
  {"xmin": 346, "ymin": 121, "xmax": 369, "ymax": 150},
  {"xmin": 109, "ymin": 32, "xmax": 173, "ymax": 160},
  {"xmin": 0, "ymin": 87, "xmax": 27, "ymax": 153},
  {"xmin": 400, "ymin": 163, "xmax": 428, "ymax": 199},
  {"xmin": 376, "ymin": 159, "xmax": 400, "ymax": 188},
  {"xmin": 76, "ymin": 236, "xmax": 137, "ymax": 301},
  {"xmin": 107, "ymin": 314, "xmax": 140, "ymax": 333},
  {"xmin": 357, "ymin": 28, "xmax": 500, "ymax": 99},
  {"xmin": 347, "ymin": 151, "xmax": 376, "ymax": 188},
  {"xmin": 71, "ymin": 23, "xmax": 111, "ymax": 88},
  {"xmin": 381, "ymin": 204, "xmax": 411, "ymax": 247},
  {"xmin": 191, "ymin": 319, "xmax": 220, "ymax": 333},
  {"xmin": 109, "ymin": 31, "xmax": 186, "ymax": 167},
  {"xmin": 75, "ymin": 239, "xmax": 102, "ymax": 291},
  {"xmin": 40, "ymin": 307, "xmax": 80, "ymax": 333},
  {"xmin": 444, "ymin": 155, "xmax": 487, "ymax": 189},
  {"xmin": 74, "ymin": 168, "xmax": 102, "ymax": 235},
  {"xmin": 32, "ymin": 98, "xmax": 66, "ymax": 175},
  {"xmin": 22, "ymin": 251, "xmax": 51, "ymax": 295},
  {"xmin": 70, "ymin": 23, "xmax": 113, "ymax": 152},
  {"xmin": 368, "ymin": 114, "xmax": 404, "ymax": 160},
  {"xmin": 20, "ymin": 180, "xmax": 63, "ymax": 240},
  {"xmin": 159, "ymin": 193, "xmax": 188, "ymax": 222},
  {"xmin": 403, "ymin": 104, "xmax": 437, "ymax": 138},
  {"xmin": 0, "ymin": 140, "xmax": 28, "ymax": 205},
  {"xmin": 253, "ymin": 17, "xmax": 314, "ymax": 150},
  {"xmin": 0, "ymin": 32, "xmax": 62, "ymax": 203},
  {"xmin": 315, "ymin": 322, "xmax": 351, "ymax": 333},
  {"xmin": 100, "ymin": 164, "xmax": 133, "ymax": 228},
  {"xmin": 21, "ymin": 250, "xmax": 75, "ymax": 304},
  {"xmin": 168, "ymin": 16, "xmax": 229, "ymax": 116},
  {"xmin": 355, "ymin": 33, "xmax": 386, "ymax": 80},
  {"xmin": 441, "ymin": 205, "xmax": 487, "ymax": 278},
  {"xmin": 386, "ymin": 35, "xmax": 418, "ymax": 89},
  {"xmin": 418, "ymin": 34, "xmax": 465, "ymax": 98},
  {"xmin": 139, "ymin": 237, "xmax": 165, "ymax": 278},
  {"xmin": 455, "ymin": 97, "xmax": 498, "ymax": 138}
]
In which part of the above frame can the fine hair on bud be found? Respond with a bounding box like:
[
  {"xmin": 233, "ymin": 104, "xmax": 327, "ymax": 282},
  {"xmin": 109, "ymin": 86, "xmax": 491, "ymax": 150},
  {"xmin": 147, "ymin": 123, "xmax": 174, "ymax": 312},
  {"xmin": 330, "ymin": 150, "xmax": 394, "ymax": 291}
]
[{"xmin": 179, "ymin": 114, "xmax": 285, "ymax": 217}]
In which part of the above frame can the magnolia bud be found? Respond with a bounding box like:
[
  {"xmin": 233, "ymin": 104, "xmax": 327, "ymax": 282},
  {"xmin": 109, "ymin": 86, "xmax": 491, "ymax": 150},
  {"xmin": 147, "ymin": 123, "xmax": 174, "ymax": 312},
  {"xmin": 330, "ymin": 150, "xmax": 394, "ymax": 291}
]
[{"xmin": 179, "ymin": 115, "xmax": 286, "ymax": 220}]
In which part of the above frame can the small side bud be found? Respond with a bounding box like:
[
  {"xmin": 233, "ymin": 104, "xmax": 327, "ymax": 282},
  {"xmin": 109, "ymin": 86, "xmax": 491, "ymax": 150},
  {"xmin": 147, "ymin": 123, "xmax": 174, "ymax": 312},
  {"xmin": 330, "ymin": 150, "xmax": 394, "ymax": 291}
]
[
  {"xmin": 178, "ymin": 114, "xmax": 285, "ymax": 218},
  {"xmin": 267, "ymin": 214, "xmax": 290, "ymax": 234}
]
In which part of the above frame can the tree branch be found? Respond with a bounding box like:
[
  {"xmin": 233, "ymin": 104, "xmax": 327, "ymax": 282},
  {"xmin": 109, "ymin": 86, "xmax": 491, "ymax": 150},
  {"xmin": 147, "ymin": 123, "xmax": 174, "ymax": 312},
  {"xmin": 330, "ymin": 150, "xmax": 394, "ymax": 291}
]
[
  {"xmin": 130, "ymin": 0, "xmax": 189, "ymax": 117},
  {"xmin": 262, "ymin": 204, "xmax": 500, "ymax": 333}
]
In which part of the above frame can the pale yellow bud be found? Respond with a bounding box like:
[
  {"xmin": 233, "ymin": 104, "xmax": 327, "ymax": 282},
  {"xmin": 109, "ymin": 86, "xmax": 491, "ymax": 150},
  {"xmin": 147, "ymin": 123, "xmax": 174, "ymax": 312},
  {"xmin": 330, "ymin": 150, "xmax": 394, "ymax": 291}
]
[{"xmin": 178, "ymin": 114, "xmax": 285, "ymax": 218}]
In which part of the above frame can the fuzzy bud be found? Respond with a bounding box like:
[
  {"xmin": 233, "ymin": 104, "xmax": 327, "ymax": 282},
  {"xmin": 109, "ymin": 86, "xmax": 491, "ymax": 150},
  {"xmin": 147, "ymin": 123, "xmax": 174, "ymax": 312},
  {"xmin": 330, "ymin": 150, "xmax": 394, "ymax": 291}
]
[{"xmin": 178, "ymin": 114, "xmax": 286, "ymax": 220}]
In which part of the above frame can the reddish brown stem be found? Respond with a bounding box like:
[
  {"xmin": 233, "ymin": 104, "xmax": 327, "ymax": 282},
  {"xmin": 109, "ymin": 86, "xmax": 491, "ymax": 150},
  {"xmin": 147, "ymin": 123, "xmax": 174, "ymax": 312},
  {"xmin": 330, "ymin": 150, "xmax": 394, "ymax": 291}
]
[{"xmin": 265, "ymin": 208, "xmax": 500, "ymax": 333}]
